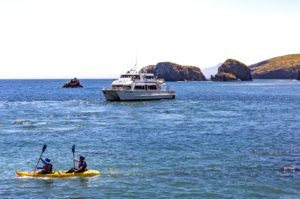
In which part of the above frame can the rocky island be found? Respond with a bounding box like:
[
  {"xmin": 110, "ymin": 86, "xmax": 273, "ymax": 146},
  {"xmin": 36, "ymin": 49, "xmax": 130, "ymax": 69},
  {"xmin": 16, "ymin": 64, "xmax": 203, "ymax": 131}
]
[
  {"xmin": 211, "ymin": 72, "xmax": 238, "ymax": 81},
  {"xmin": 211, "ymin": 59, "xmax": 252, "ymax": 81},
  {"xmin": 140, "ymin": 62, "xmax": 206, "ymax": 81},
  {"xmin": 63, "ymin": 78, "xmax": 83, "ymax": 88},
  {"xmin": 250, "ymin": 54, "xmax": 300, "ymax": 79}
]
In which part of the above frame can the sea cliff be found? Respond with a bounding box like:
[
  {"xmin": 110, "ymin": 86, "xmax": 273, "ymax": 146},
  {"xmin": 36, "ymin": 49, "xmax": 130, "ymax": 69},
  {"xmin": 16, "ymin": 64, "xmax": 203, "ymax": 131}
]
[
  {"xmin": 140, "ymin": 62, "xmax": 206, "ymax": 81},
  {"xmin": 211, "ymin": 59, "xmax": 252, "ymax": 81}
]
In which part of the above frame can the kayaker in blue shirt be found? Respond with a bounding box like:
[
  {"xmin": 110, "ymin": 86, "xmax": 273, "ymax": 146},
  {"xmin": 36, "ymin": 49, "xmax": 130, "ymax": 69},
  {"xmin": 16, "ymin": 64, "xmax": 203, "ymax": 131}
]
[
  {"xmin": 67, "ymin": 156, "xmax": 87, "ymax": 173},
  {"xmin": 36, "ymin": 158, "xmax": 53, "ymax": 174},
  {"xmin": 74, "ymin": 156, "xmax": 87, "ymax": 173}
]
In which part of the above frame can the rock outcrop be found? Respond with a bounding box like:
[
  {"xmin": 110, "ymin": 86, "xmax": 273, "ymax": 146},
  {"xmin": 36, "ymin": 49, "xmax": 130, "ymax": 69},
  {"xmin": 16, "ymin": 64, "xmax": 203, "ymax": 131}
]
[
  {"xmin": 280, "ymin": 165, "xmax": 300, "ymax": 173},
  {"xmin": 297, "ymin": 71, "xmax": 300, "ymax": 81},
  {"xmin": 140, "ymin": 62, "xmax": 206, "ymax": 81},
  {"xmin": 250, "ymin": 54, "xmax": 300, "ymax": 79},
  {"xmin": 211, "ymin": 59, "xmax": 252, "ymax": 81},
  {"xmin": 63, "ymin": 78, "xmax": 83, "ymax": 88},
  {"xmin": 210, "ymin": 72, "xmax": 237, "ymax": 81}
]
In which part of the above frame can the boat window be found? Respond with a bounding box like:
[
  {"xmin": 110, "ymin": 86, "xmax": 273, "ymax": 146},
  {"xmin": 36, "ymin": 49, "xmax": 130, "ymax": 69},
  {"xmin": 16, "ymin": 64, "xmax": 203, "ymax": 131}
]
[
  {"xmin": 112, "ymin": 85, "xmax": 122, "ymax": 89},
  {"xmin": 147, "ymin": 85, "xmax": 157, "ymax": 90},
  {"xmin": 120, "ymin": 75, "xmax": 140, "ymax": 80},
  {"xmin": 145, "ymin": 75, "xmax": 154, "ymax": 79},
  {"xmin": 134, "ymin": 85, "xmax": 145, "ymax": 90},
  {"xmin": 112, "ymin": 85, "xmax": 131, "ymax": 90},
  {"xmin": 130, "ymin": 75, "xmax": 140, "ymax": 80}
]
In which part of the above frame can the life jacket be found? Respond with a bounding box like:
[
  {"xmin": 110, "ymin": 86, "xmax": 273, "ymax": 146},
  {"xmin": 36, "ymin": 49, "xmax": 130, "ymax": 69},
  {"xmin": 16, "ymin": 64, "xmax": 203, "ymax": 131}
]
[
  {"xmin": 78, "ymin": 161, "xmax": 87, "ymax": 171},
  {"xmin": 43, "ymin": 163, "xmax": 53, "ymax": 173}
]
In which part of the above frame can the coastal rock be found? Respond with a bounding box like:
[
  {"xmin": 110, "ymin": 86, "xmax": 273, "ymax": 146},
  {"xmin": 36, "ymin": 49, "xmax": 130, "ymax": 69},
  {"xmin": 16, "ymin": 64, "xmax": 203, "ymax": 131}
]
[
  {"xmin": 140, "ymin": 62, "xmax": 206, "ymax": 81},
  {"xmin": 211, "ymin": 59, "xmax": 252, "ymax": 81},
  {"xmin": 210, "ymin": 72, "xmax": 237, "ymax": 81},
  {"xmin": 250, "ymin": 54, "xmax": 300, "ymax": 79},
  {"xmin": 297, "ymin": 71, "xmax": 300, "ymax": 81},
  {"xmin": 280, "ymin": 166, "xmax": 300, "ymax": 173},
  {"xmin": 63, "ymin": 78, "xmax": 83, "ymax": 88}
]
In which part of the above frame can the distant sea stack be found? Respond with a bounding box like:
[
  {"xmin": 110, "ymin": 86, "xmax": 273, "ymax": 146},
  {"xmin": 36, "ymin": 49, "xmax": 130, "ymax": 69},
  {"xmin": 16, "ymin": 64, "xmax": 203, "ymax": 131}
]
[
  {"xmin": 297, "ymin": 71, "xmax": 300, "ymax": 81},
  {"xmin": 140, "ymin": 62, "xmax": 206, "ymax": 81},
  {"xmin": 211, "ymin": 59, "xmax": 252, "ymax": 81},
  {"xmin": 211, "ymin": 72, "xmax": 237, "ymax": 81},
  {"xmin": 250, "ymin": 54, "xmax": 300, "ymax": 79},
  {"xmin": 63, "ymin": 78, "xmax": 83, "ymax": 88}
]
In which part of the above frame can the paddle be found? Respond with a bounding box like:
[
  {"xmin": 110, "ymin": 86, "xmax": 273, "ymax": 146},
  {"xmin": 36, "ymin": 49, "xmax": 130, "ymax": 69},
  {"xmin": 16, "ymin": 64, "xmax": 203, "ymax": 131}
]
[
  {"xmin": 72, "ymin": 145, "xmax": 75, "ymax": 169},
  {"xmin": 34, "ymin": 144, "xmax": 47, "ymax": 173}
]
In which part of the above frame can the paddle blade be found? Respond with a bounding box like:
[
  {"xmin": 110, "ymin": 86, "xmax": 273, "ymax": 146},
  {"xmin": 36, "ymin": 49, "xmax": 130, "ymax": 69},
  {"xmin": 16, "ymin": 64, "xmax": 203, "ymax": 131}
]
[
  {"xmin": 42, "ymin": 144, "xmax": 47, "ymax": 153},
  {"xmin": 72, "ymin": 145, "xmax": 75, "ymax": 153}
]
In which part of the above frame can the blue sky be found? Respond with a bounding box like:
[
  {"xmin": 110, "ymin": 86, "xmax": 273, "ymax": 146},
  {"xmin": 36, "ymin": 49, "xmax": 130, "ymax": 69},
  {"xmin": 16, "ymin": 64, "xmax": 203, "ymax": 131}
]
[{"xmin": 0, "ymin": 0, "xmax": 299, "ymax": 78}]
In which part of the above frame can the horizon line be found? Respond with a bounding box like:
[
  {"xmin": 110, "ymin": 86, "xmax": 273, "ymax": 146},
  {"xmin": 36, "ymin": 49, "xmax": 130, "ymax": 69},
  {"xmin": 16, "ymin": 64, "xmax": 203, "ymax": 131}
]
[{"xmin": 0, "ymin": 77, "xmax": 118, "ymax": 80}]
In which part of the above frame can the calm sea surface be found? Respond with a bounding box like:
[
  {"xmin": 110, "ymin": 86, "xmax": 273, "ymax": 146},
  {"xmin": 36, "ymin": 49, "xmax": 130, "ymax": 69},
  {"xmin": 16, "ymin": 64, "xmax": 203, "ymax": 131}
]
[{"xmin": 0, "ymin": 79, "xmax": 299, "ymax": 198}]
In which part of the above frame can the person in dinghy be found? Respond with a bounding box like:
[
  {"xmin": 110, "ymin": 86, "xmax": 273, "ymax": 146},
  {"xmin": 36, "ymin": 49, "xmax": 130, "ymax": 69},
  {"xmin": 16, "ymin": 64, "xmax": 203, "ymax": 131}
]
[{"xmin": 36, "ymin": 158, "xmax": 53, "ymax": 174}]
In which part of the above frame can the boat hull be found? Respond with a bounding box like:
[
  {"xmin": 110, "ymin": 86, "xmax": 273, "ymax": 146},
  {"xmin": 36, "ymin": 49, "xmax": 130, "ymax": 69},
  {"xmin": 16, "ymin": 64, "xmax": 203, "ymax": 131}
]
[
  {"xmin": 16, "ymin": 170, "xmax": 100, "ymax": 178},
  {"xmin": 102, "ymin": 89, "xmax": 175, "ymax": 101}
]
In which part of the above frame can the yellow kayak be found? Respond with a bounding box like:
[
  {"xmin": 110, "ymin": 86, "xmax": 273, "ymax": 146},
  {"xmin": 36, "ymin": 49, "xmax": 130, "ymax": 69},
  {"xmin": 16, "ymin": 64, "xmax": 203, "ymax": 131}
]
[{"xmin": 16, "ymin": 170, "xmax": 100, "ymax": 178}]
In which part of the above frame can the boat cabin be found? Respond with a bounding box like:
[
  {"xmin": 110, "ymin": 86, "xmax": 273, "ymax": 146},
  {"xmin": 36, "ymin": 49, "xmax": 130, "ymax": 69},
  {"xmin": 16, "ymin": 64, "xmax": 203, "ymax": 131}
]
[{"xmin": 110, "ymin": 69, "xmax": 164, "ymax": 91}]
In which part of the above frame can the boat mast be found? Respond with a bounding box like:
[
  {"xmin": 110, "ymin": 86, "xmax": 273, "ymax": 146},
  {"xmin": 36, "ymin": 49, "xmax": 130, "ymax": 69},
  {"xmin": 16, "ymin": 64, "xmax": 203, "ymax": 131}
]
[{"xmin": 134, "ymin": 49, "xmax": 137, "ymax": 71}]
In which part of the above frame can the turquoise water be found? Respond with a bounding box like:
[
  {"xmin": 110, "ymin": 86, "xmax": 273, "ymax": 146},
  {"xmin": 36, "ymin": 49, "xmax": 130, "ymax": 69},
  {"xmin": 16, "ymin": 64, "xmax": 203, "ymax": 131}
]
[{"xmin": 0, "ymin": 79, "xmax": 299, "ymax": 198}]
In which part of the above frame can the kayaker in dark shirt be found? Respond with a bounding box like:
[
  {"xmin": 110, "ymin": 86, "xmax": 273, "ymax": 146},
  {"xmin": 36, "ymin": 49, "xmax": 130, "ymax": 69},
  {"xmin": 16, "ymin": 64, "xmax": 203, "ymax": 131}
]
[
  {"xmin": 74, "ymin": 156, "xmax": 87, "ymax": 173},
  {"xmin": 36, "ymin": 158, "xmax": 53, "ymax": 174},
  {"xmin": 67, "ymin": 155, "xmax": 87, "ymax": 173}
]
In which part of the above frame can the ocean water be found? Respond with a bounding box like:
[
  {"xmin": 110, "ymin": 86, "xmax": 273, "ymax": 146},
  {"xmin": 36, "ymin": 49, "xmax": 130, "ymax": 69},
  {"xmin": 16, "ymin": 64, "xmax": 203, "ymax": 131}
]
[{"xmin": 0, "ymin": 79, "xmax": 299, "ymax": 198}]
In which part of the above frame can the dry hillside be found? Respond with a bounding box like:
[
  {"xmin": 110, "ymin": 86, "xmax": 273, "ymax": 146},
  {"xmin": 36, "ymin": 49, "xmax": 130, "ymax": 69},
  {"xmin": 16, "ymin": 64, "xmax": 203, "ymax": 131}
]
[{"xmin": 250, "ymin": 54, "xmax": 300, "ymax": 79}]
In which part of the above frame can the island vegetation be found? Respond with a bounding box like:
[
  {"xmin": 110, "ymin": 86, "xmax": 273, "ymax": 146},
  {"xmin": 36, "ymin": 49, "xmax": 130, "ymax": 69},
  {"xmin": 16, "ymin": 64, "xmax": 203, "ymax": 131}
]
[{"xmin": 250, "ymin": 54, "xmax": 300, "ymax": 79}]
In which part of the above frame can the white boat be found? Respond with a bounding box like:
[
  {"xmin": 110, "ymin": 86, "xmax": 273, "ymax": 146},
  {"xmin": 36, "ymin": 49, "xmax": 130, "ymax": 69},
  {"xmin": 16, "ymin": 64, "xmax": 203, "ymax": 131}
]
[{"xmin": 102, "ymin": 69, "xmax": 175, "ymax": 101}]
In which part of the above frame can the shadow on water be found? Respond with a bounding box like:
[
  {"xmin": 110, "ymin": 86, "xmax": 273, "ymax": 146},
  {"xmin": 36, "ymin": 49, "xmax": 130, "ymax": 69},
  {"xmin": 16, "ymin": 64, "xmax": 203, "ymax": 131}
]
[
  {"xmin": 78, "ymin": 177, "xmax": 89, "ymax": 187},
  {"xmin": 41, "ymin": 179, "xmax": 55, "ymax": 189}
]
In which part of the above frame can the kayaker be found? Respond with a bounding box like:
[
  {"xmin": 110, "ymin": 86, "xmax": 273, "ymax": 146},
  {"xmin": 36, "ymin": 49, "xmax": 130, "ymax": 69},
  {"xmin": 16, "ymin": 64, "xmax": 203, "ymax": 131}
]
[
  {"xmin": 67, "ymin": 155, "xmax": 87, "ymax": 173},
  {"xmin": 36, "ymin": 158, "xmax": 53, "ymax": 174}
]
